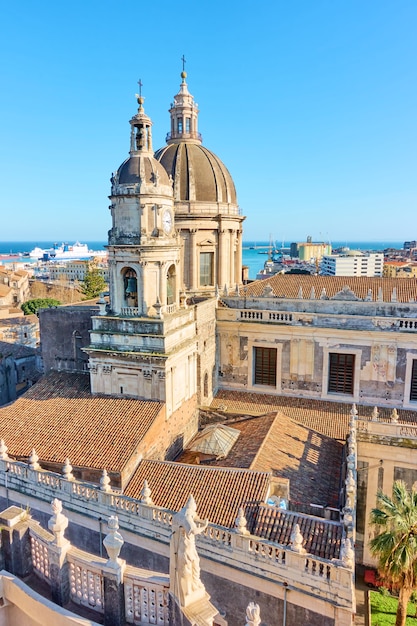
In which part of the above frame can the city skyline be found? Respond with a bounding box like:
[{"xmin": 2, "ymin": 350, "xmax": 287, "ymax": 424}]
[{"xmin": 1, "ymin": 0, "xmax": 416, "ymax": 241}]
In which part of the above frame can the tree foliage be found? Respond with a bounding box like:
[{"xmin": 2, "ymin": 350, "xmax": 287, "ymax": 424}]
[
  {"xmin": 80, "ymin": 262, "xmax": 107, "ymax": 300},
  {"xmin": 370, "ymin": 481, "xmax": 417, "ymax": 626},
  {"xmin": 21, "ymin": 298, "xmax": 61, "ymax": 315}
]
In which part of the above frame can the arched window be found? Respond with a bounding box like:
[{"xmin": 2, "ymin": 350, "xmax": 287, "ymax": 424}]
[
  {"xmin": 167, "ymin": 265, "xmax": 176, "ymax": 306},
  {"xmin": 123, "ymin": 268, "xmax": 138, "ymax": 307},
  {"xmin": 204, "ymin": 372, "xmax": 209, "ymax": 397}
]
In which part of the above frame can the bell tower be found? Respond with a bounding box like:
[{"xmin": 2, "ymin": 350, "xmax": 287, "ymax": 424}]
[{"xmin": 85, "ymin": 90, "xmax": 199, "ymax": 425}]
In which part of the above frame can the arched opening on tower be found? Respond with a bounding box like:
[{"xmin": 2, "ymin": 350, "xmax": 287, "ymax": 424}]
[
  {"xmin": 123, "ymin": 268, "xmax": 138, "ymax": 308},
  {"xmin": 204, "ymin": 371, "xmax": 209, "ymax": 397},
  {"xmin": 167, "ymin": 265, "xmax": 176, "ymax": 306}
]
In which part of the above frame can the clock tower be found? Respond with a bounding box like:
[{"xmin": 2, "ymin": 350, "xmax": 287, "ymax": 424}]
[{"xmin": 85, "ymin": 93, "xmax": 199, "ymax": 430}]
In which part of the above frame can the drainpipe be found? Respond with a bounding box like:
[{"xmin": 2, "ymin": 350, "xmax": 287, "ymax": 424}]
[
  {"xmin": 283, "ymin": 582, "xmax": 288, "ymax": 626},
  {"xmin": 5, "ymin": 467, "xmax": 10, "ymax": 508},
  {"xmin": 98, "ymin": 517, "xmax": 103, "ymax": 558}
]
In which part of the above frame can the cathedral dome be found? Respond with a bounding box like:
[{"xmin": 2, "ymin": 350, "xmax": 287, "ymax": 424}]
[
  {"xmin": 118, "ymin": 154, "xmax": 171, "ymax": 187},
  {"xmin": 154, "ymin": 142, "xmax": 237, "ymax": 204}
]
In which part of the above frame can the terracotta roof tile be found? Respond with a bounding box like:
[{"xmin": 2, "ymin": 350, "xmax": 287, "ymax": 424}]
[
  {"xmin": 0, "ymin": 371, "xmax": 163, "ymax": 473},
  {"xmin": 241, "ymin": 275, "xmax": 417, "ymax": 302},
  {"xmin": 189, "ymin": 412, "xmax": 342, "ymax": 508},
  {"xmin": 246, "ymin": 505, "xmax": 343, "ymax": 559},
  {"xmin": 125, "ymin": 459, "xmax": 271, "ymax": 528}
]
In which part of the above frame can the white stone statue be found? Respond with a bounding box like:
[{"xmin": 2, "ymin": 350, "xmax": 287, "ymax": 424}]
[
  {"xmin": 245, "ymin": 601, "xmax": 261, "ymax": 626},
  {"xmin": 170, "ymin": 495, "xmax": 208, "ymax": 607},
  {"xmin": 290, "ymin": 523, "xmax": 305, "ymax": 553}
]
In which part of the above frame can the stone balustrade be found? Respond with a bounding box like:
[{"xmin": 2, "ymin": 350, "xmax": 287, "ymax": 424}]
[
  {"xmin": 28, "ymin": 514, "xmax": 170, "ymax": 625},
  {"xmin": 120, "ymin": 306, "xmax": 141, "ymax": 317},
  {"xmin": 0, "ymin": 456, "xmax": 354, "ymax": 615}
]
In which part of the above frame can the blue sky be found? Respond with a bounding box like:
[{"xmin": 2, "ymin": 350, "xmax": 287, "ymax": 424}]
[{"xmin": 1, "ymin": 0, "xmax": 416, "ymax": 242}]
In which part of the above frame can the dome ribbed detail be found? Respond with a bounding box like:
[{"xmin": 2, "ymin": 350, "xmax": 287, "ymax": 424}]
[
  {"xmin": 118, "ymin": 154, "xmax": 171, "ymax": 187},
  {"xmin": 155, "ymin": 142, "xmax": 237, "ymax": 204}
]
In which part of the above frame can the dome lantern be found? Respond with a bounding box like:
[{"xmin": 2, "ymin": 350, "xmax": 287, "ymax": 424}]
[
  {"xmin": 129, "ymin": 80, "xmax": 153, "ymax": 154},
  {"xmin": 167, "ymin": 64, "xmax": 202, "ymax": 145}
]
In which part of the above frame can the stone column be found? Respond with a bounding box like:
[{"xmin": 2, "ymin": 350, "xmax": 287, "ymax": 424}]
[
  {"xmin": 218, "ymin": 229, "xmax": 228, "ymax": 290},
  {"xmin": 229, "ymin": 230, "xmax": 235, "ymax": 287},
  {"xmin": 103, "ymin": 516, "xmax": 126, "ymax": 626},
  {"xmin": 0, "ymin": 506, "xmax": 32, "ymax": 577},
  {"xmin": 48, "ymin": 499, "xmax": 71, "ymax": 606},
  {"xmin": 189, "ymin": 230, "xmax": 197, "ymax": 291}
]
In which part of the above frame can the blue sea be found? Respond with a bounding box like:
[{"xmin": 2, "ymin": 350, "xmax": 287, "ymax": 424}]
[{"xmin": 0, "ymin": 239, "xmax": 405, "ymax": 280}]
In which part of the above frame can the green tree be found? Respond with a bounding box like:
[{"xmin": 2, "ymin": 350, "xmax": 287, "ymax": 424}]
[
  {"xmin": 21, "ymin": 298, "xmax": 61, "ymax": 315},
  {"xmin": 370, "ymin": 480, "xmax": 417, "ymax": 626},
  {"xmin": 80, "ymin": 262, "xmax": 107, "ymax": 299}
]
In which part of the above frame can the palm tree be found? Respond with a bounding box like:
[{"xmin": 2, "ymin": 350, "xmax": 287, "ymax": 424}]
[{"xmin": 370, "ymin": 480, "xmax": 417, "ymax": 626}]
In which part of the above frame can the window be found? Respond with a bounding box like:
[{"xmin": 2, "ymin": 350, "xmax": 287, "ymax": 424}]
[
  {"xmin": 254, "ymin": 347, "xmax": 277, "ymax": 387},
  {"xmin": 200, "ymin": 252, "xmax": 214, "ymax": 286},
  {"xmin": 177, "ymin": 117, "xmax": 183, "ymax": 133},
  {"xmin": 328, "ymin": 353, "xmax": 355, "ymax": 394},
  {"xmin": 186, "ymin": 118, "xmax": 191, "ymax": 132},
  {"xmin": 410, "ymin": 360, "xmax": 417, "ymax": 401}
]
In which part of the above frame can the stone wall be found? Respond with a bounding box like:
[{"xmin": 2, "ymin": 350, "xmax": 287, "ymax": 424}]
[{"xmin": 40, "ymin": 305, "xmax": 99, "ymax": 372}]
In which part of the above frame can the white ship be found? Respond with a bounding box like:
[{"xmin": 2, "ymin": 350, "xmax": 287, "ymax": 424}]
[{"xmin": 27, "ymin": 242, "xmax": 102, "ymax": 260}]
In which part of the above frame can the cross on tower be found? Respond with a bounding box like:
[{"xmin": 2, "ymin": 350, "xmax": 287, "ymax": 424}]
[
  {"xmin": 181, "ymin": 55, "xmax": 186, "ymax": 72},
  {"xmin": 137, "ymin": 79, "xmax": 143, "ymax": 97}
]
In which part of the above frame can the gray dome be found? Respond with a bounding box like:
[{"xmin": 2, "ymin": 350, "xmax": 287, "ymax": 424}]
[
  {"xmin": 118, "ymin": 154, "xmax": 171, "ymax": 187},
  {"xmin": 155, "ymin": 142, "xmax": 237, "ymax": 204}
]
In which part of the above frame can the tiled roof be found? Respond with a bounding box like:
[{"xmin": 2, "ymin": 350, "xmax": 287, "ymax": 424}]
[
  {"xmin": 241, "ymin": 275, "xmax": 417, "ymax": 302},
  {"xmin": 210, "ymin": 390, "xmax": 351, "ymax": 440},
  {"xmin": 210, "ymin": 389, "xmax": 417, "ymax": 430},
  {"xmin": 191, "ymin": 412, "xmax": 342, "ymax": 508},
  {"xmin": 0, "ymin": 341, "xmax": 38, "ymax": 359},
  {"xmin": 0, "ymin": 371, "xmax": 163, "ymax": 473},
  {"xmin": 0, "ymin": 315, "xmax": 38, "ymax": 327},
  {"xmin": 124, "ymin": 459, "xmax": 271, "ymax": 528},
  {"xmin": 246, "ymin": 504, "xmax": 343, "ymax": 560}
]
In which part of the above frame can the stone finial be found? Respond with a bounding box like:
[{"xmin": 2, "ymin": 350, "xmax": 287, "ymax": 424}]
[
  {"xmin": 154, "ymin": 297, "xmax": 163, "ymax": 318},
  {"xmin": 28, "ymin": 448, "xmax": 40, "ymax": 470},
  {"xmin": 391, "ymin": 408, "xmax": 399, "ymax": 424},
  {"xmin": 223, "ymin": 284, "xmax": 229, "ymax": 296},
  {"xmin": 48, "ymin": 498, "xmax": 69, "ymax": 547},
  {"xmin": 377, "ymin": 286, "xmax": 383, "ymax": 302},
  {"xmin": 62, "ymin": 458, "xmax": 74, "ymax": 481},
  {"xmin": 100, "ymin": 469, "xmax": 111, "ymax": 492},
  {"xmin": 320, "ymin": 288, "xmax": 327, "ymax": 300},
  {"xmin": 391, "ymin": 287, "xmax": 397, "ymax": 303},
  {"xmin": 365, "ymin": 289, "xmax": 372, "ymax": 301},
  {"xmin": 310, "ymin": 287, "xmax": 315, "ymax": 300},
  {"xmin": 235, "ymin": 284, "xmax": 240, "ymax": 296},
  {"xmin": 345, "ymin": 469, "xmax": 355, "ymax": 494},
  {"xmin": 297, "ymin": 286, "xmax": 303, "ymax": 299},
  {"xmin": 245, "ymin": 602, "xmax": 261, "ymax": 626},
  {"xmin": 340, "ymin": 538, "xmax": 355, "ymax": 569},
  {"xmin": 262, "ymin": 284, "xmax": 273, "ymax": 297},
  {"xmin": 350, "ymin": 403, "xmax": 358, "ymax": 417},
  {"xmin": 103, "ymin": 515, "xmax": 124, "ymax": 566},
  {"xmin": 215, "ymin": 284, "xmax": 220, "ymax": 297},
  {"xmin": 140, "ymin": 480, "xmax": 153, "ymax": 505},
  {"xmin": 235, "ymin": 507, "xmax": 249, "ymax": 535},
  {"xmin": 97, "ymin": 293, "xmax": 107, "ymax": 315},
  {"xmin": 0, "ymin": 439, "xmax": 9, "ymax": 460},
  {"xmin": 371, "ymin": 406, "xmax": 379, "ymax": 421},
  {"xmin": 290, "ymin": 524, "xmax": 305, "ymax": 553}
]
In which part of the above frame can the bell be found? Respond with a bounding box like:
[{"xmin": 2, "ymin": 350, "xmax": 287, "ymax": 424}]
[{"xmin": 125, "ymin": 277, "xmax": 137, "ymax": 294}]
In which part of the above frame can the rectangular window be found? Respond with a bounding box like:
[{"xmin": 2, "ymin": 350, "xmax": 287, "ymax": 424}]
[
  {"xmin": 177, "ymin": 117, "xmax": 183, "ymax": 133},
  {"xmin": 186, "ymin": 118, "xmax": 191, "ymax": 132},
  {"xmin": 200, "ymin": 252, "xmax": 214, "ymax": 286},
  {"xmin": 328, "ymin": 353, "xmax": 355, "ymax": 394},
  {"xmin": 254, "ymin": 347, "xmax": 277, "ymax": 387},
  {"xmin": 410, "ymin": 360, "xmax": 417, "ymax": 401}
]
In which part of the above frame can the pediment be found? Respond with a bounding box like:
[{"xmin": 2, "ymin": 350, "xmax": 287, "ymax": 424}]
[
  {"xmin": 198, "ymin": 238, "xmax": 215, "ymax": 247},
  {"xmin": 330, "ymin": 286, "xmax": 360, "ymax": 301}
]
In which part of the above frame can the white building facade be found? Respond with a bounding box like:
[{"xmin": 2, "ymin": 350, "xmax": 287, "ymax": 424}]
[{"xmin": 321, "ymin": 252, "xmax": 383, "ymax": 276}]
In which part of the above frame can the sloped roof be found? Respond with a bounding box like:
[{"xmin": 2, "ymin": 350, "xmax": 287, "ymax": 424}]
[
  {"xmin": 0, "ymin": 340, "xmax": 37, "ymax": 359},
  {"xmin": 188, "ymin": 412, "xmax": 343, "ymax": 509},
  {"xmin": 246, "ymin": 504, "xmax": 343, "ymax": 560},
  {"xmin": 0, "ymin": 371, "xmax": 163, "ymax": 473},
  {"xmin": 241, "ymin": 275, "xmax": 417, "ymax": 302},
  {"xmin": 124, "ymin": 459, "xmax": 271, "ymax": 528}
]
